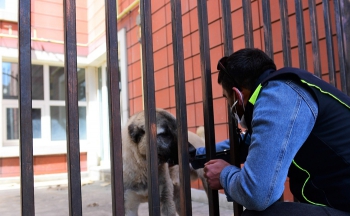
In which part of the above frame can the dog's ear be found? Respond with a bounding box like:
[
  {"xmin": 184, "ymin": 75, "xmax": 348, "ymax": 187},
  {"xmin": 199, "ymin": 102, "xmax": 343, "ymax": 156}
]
[{"xmin": 128, "ymin": 123, "xmax": 145, "ymax": 144}]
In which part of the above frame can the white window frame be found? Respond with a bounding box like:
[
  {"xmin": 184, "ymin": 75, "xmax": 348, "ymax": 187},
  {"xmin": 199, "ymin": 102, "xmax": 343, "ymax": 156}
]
[
  {"xmin": 0, "ymin": 0, "xmax": 18, "ymax": 22},
  {"xmin": 1, "ymin": 61, "xmax": 88, "ymax": 157}
]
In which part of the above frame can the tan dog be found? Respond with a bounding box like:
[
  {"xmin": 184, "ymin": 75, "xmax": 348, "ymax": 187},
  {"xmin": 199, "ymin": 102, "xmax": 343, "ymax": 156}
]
[{"xmin": 122, "ymin": 109, "xmax": 197, "ymax": 216}]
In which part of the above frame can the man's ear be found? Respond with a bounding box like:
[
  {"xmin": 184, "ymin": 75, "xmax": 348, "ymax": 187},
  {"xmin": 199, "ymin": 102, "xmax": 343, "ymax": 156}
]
[{"xmin": 128, "ymin": 123, "xmax": 145, "ymax": 144}]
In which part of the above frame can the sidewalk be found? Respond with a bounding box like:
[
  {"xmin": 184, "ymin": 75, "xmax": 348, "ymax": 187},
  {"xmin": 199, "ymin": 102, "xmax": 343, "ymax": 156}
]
[{"xmin": 0, "ymin": 180, "xmax": 235, "ymax": 216}]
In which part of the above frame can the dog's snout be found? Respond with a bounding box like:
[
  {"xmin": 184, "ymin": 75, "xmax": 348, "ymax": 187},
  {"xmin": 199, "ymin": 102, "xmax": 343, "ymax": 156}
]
[{"xmin": 188, "ymin": 142, "xmax": 196, "ymax": 162}]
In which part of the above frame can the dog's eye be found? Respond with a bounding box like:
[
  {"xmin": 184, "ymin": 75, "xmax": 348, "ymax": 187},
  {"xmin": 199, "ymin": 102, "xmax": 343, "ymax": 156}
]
[{"xmin": 157, "ymin": 126, "xmax": 166, "ymax": 135}]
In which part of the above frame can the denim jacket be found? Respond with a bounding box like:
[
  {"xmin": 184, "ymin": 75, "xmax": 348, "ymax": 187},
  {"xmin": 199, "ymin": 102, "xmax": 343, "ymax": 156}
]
[{"xmin": 220, "ymin": 79, "xmax": 318, "ymax": 211}]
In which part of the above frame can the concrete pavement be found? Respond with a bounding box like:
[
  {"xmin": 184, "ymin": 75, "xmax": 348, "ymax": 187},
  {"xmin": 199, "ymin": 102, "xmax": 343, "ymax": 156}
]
[{"xmin": 0, "ymin": 180, "xmax": 235, "ymax": 216}]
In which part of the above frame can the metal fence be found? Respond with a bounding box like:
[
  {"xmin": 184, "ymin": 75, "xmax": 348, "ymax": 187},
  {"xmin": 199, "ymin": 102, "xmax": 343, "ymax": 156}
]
[{"xmin": 17, "ymin": 0, "xmax": 350, "ymax": 216}]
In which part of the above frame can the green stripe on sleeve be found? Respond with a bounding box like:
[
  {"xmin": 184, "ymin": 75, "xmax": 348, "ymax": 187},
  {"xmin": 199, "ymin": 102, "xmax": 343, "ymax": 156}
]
[{"xmin": 300, "ymin": 80, "xmax": 350, "ymax": 110}]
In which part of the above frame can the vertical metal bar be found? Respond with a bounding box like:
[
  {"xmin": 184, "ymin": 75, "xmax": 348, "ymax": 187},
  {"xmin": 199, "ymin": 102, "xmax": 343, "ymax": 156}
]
[
  {"xmin": 333, "ymin": 0, "xmax": 348, "ymax": 94},
  {"xmin": 242, "ymin": 0, "xmax": 254, "ymax": 48},
  {"xmin": 221, "ymin": 0, "xmax": 233, "ymax": 55},
  {"xmin": 170, "ymin": 0, "xmax": 192, "ymax": 215},
  {"xmin": 294, "ymin": 0, "xmax": 308, "ymax": 70},
  {"xmin": 308, "ymin": 0, "xmax": 321, "ymax": 77},
  {"xmin": 197, "ymin": 0, "xmax": 220, "ymax": 215},
  {"xmin": 340, "ymin": 0, "xmax": 350, "ymax": 96},
  {"xmin": 322, "ymin": 0, "xmax": 336, "ymax": 87},
  {"xmin": 221, "ymin": 0, "xmax": 244, "ymax": 215},
  {"xmin": 18, "ymin": 0, "xmax": 35, "ymax": 215},
  {"xmin": 139, "ymin": 0, "xmax": 160, "ymax": 215},
  {"xmin": 262, "ymin": 0, "xmax": 274, "ymax": 59},
  {"xmin": 279, "ymin": 0, "xmax": 292, "ymax": 66},
  {"xmin": 63, "ymin": 0, "xmax": 82, "ymax": 215},
  {"xmin": 104, "ymin": 0, "xmax": 124, "ymax": 215}
]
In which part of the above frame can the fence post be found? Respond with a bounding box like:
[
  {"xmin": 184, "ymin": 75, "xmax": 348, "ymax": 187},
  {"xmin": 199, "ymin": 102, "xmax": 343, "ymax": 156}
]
[
  {"xmin": 105, "ymin": 0, "xmax": 125, "ymax": 215},
  {"xmin": 170, "ymin": 0, "xmax": 193, "ymax": 215},
  {"xmin": 18, "ymin": 0, "xmax": 35, "ymax": 215},
  {"xmin": 63, "ymin": 0, "xmax": 82, "ymax": 215}
]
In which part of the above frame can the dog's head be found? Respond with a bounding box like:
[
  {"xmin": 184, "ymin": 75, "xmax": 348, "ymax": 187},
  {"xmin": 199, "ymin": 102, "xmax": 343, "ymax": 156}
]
[{"xmin": 127, "ymin": 109, "xmax": 196, "ymax": 166}]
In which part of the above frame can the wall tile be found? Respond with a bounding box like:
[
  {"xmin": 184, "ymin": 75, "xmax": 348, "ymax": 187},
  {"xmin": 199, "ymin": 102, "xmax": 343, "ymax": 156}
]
[
  {"xmin": 155, "ymin": 88, "xmax": 170, "ymax": 108},
  {"xmin": 185, "ymin": 80, "xmax": 195, "ymax": 103},
  {"xmin": 209, "ymin": 45, "xmax": 223, "ymax": 73},
  {"xmin": 154, "ymin": 47, "xmax": 168, "ymax": 71},
  {"xmin": 165, "ymin": 3, "xmax": 172, "ymax": 25},
  {"xmin": 152, "ymin": 7, "xmax": 166, "ymax": 33},
  {"xmin": 169, "ymin": 86, "xmax": 175, "ymax": 107},
  {"xmin": 132, "ymin": 60, "xmax": 142, "ymax": 80},
  {"xmin": 189, "ymin": 0, "xmax": 197, "ymax": 10},
  {"xmin": 189, "ymin": 9, "xmax": 198, "ymax": 32},
  {"xmin": 168, "ymin": 65, "xmax": 175, "ymax": 86},
  {"xmin": 231, "ymin": 0, "xmax": 242, "ymax": 11},
  {"xmin": 192, "ymin": 54, "xmax": 201, "ymax": 78},
  {"xmin": 151, "ymin": 0, "xmax": 165, "ymax": 14},
  {"xmin": 129, "ymin": 99, "xmax": 134, "ymax": 116},
  {"xmin": 183, "ymin": 35, "xmax": 192, "ymax": 59},
  {"xmin": 133, "ymin": 78, "xmax": 143, "ymax": 97},
  {"xmin": 207, "ymin": 0, "xmax": 221, "ymax": 24},
  {"xmin": 195, "ymin": 102, "xmax": 204, "ymax": 126},
  {"xmin": 208, "ymin": 20, "xmax": 222, "ymax": 48},
  {"xmin": 153, "ymin": 27, "xmax": 167, "ymax": 52},
  {"xmin": 194, "ymin": 78, "xmax": 203, "ymax": 103},
  {"xmin": 166, "ymin": 24, "xmax": 173, "ymax": 45},
  {"xmin": 155, "ymin": 67, "xmax": 169, "ymax": 91},
  {"xmin": 232, "ymin": 9, "xmax": 244, "ymax": 39},
  {"xmin": 191, "ymin": 31, "xmax": 200, "ymax": 55},
  {"xmin": 129, "ymin": 26, "xmax": 140, "ymax": 48},
  {"xmin": 213, "ymin": 97, "xmax": 227, "ymax": 124},
  {"xmin": 211, "ymin": 72, "xmax": 222, "ymax": 99},
  {"xmin": 214, "ymin": 123, "xmax": 228, "ymax": 143},
  {"xmin": 167, "ymin": 45, "xmax": 174, "ymax": 65},
  {"xmin": 184, "ymin": 58, "xmax": 194, "ymax": 81},
  {"xmin": 187, "ymin": 104, "xmax": 196, "ymax": 127},
  {"xmin": 133, "ymin": 96, "xmax": 144, "ymax": 113},
  {"xmin": 182, "ymin": 12, "xmax": 191, "ymax": 37},
  {"xmin": 181, "ymin": 0, "xmax": 190, "ymax": 14},
  {"xmin": 130, "ymin": 43, "xmax": 141, "ymax": 63}
]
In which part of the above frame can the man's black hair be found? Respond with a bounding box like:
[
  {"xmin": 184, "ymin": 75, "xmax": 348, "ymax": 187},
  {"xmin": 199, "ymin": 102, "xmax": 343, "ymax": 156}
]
[{"xmin": 217, "ymin": 48, "xmax": 276, "ymax": 94}]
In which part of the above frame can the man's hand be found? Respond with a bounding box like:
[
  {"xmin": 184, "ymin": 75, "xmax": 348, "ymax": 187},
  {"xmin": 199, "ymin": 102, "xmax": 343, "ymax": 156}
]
[{"xmin": 203, "ymin": 159, "xmax": 230, "ymax": 190}]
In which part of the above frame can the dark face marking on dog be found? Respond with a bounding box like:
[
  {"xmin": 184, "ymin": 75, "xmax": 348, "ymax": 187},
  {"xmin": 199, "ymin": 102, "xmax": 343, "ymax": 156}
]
[
  {"xmin": 127, "ymin": 109, "xmax": 197, "ymax": 166},
  {"xmin": 128, "ymin": 123, "xmax": 145, "ymax": 144}
]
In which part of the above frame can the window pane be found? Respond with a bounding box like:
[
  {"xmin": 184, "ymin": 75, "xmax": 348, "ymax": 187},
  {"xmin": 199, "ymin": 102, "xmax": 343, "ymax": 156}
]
[
  {"xmin": 49, "ymin": 66, "xmax": 65, "ymax": 100},
  {"xmin": 49, "ymin": 67, "xmax": 86, "ymax": 101},
  {"xmin": 50, "ymin": 106, "xmax": 66, "ymax": 140},
  {"xmin": 6, "ymin": 108, "xmax": 41, "ymax": 140},
  {"xmin": 78, "ymin": 68, "xmax": 86, "ymax": 101},
  {"xmin": 32, "ymin": 65, "xmax": 44, "ymax": 100},
  {"xmin": 2, "ymin": 62, "xmax": 19, "ymax": 99},
  {"xmin": 6, "ymin": 108, "xmax": 19, "ymax": 140},
  {"xmin": 0, "ymin": 0, "xmax": 5, "ymax": 9},
  {"xmin": 79, "ymin": 107, "xmax": 86, "ymax": 139},
  {"xmin": 50, "ymin": 106, "xmax": 87, "ymax": 140},
  {"xmin": 2, "ymin": 63, "xmax": 44, "ymax": 100},
  {"xmin": 32, "ymin": 109, "xmax": 42, "ymax": 138}
]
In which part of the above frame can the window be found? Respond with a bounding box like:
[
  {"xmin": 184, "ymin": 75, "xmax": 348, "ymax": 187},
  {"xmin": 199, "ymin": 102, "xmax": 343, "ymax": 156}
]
[
  {"xmin": 0, "ymin": 1, "xmax": 18, "ymax": 22},
  {"xmin": 6, "ymin": 108, "xmax": 41, "ymax": 140},
  {"xmin": 0, "ymin": 0, "xmax": 5, "ymax": 9},
  {"xmin": 2, "ymin": 63, "xmax": 44, "ymax": 100},
  {"xmin": 2, "ymin": 62, "xmax": 18, "ymax": 99},
  {"xmin": 2, "ymin": 62, "xmax": 87, "ymax": 144}
]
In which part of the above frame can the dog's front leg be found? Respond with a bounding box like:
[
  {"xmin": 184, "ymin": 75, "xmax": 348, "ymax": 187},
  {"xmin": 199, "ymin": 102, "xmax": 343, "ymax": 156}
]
[
  {"xmin": 159, "ymin": 166, "xmax": 177, "ymax": 216},
  {"xmin": 124, "ymin": 190, "xmax": 141, "ymax": 216}
]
